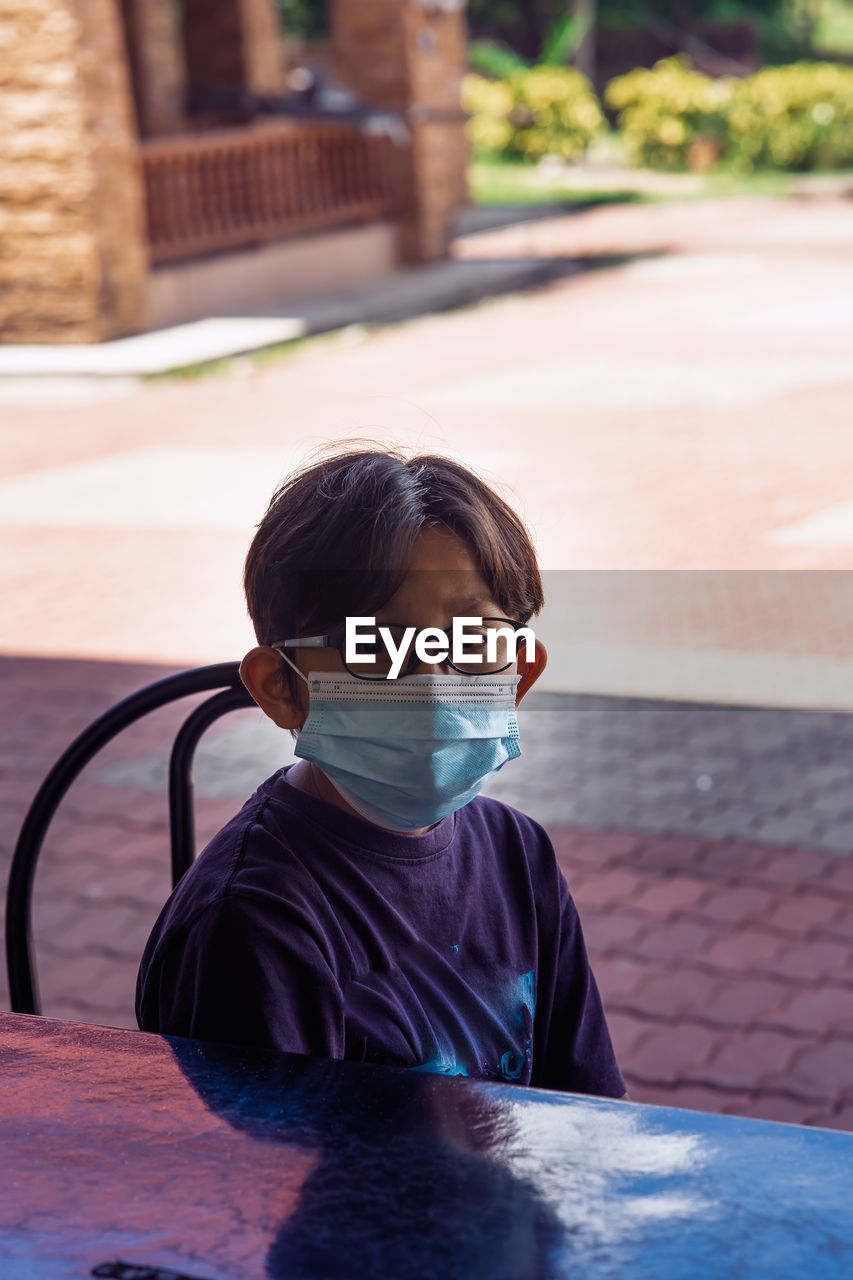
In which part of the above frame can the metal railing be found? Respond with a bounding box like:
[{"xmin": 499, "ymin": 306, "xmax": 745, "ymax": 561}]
[{"xmin": 141, "ymin": 121, "xmax": 397, "ymax": 265}]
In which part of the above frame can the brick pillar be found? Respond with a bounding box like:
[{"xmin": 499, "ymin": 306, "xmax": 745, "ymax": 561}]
[
  {"xmin": 242, "ymin": 0, "xmax": 288, "ymax": 95},
  {"xmin": 330, "ymin": 0, "xmax": 469, "ymax": 263},
  {"xmin": 0, "ymin": 0, "xmax": 149, "ymax": 343},
  {"xmin": 120, "ymin": 0, "xmax": 187, "ymax": 136},
  {"xmin": 183, "ymin": 0, "xmax": 286, "ymax": 97}
]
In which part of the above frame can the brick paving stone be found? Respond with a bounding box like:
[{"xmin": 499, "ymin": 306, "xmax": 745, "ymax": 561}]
[
  {"xmin": 31, "ymin": 857, "xmax": 112, "ymax": 901},
  {"xmin": 108, "ymin": 861, "xmax": 172, "ymax": 905},
  {"xmin": 816, "ymin": 823, "xmax": 853, "ymax": 856},
  {"xmin": 81, "ymin": 882, "xmax": 112, "ymax": 903},
  {"xmin": 600, "ymin": 1010, "xmax": 657, "ymax": 1064},
  {"xmin": 810, "ymin": 790, "xmax": 853, "ymax": 820},
  {"xmin": 720, "ymin": 1093, "xmax": 823, "ymax": 1127},
  {"xmin": 696, "ymin": 841, "xmax": 772, "ymax": 878},
  {"xmin": 38, "ymin": 952, "xmax": 125, "ymax": 1008},
  {"xmin": 771, "ymin": 1037, "xmax": 853, "ymax": 1101},
  {"xmin": 755, "ymin": 814, "xmax": 833, "ymax": 847},
  {"xmin": 49, "ymin": 825, "xmax": 167, "ymax": 863},
  {"xmin": 770, "ymin": 986, "xmax": 853, "ymax": 1036},
  {"xmin": 825, "ymin": 912, "xmax": 853, "ymax": 944},
  {"xmin": 53, "ymin": 1002, "xmax": 137, "ymax": 1032},
  {"xmin": 44, "ymin": 837, "xmax": 169, "ymax": 886},
  {"xmin": 591, "ymin": 955, "xmax": 654, "ymax": 1004},
  {"xmin": 74, "ymin": 959, "xmax": 139, "ymax": 1012},
  {"xmin": 695, "ymin": 886, "xmax": 775, "ymax": 927},
  {"xmin": 629, "ymin": 877, "xmax": 712, "ymax": 916},
  {"xmin": 626, "ymin": 836, "xmax": 707, "ymax": 875},
  {"xmin": 753, "ymin": 848, "xmax": 835, "ymax": 886},
  {"xmin": 768, "ymin": 938, "xmax": 852, "ymax": 983},
  {"xmin": 552, "ymin": 829, "xmax": 642, "ymax": 869},
  {"xmin": 823, "ymin": 859, "xmax": 853, "ymax": 897},
  {"xmin": 627, "ymin": 917, "xmax": 720, "ymax": 966},
  {"xmin": 33, "ymin": 906, "xmax": 103, "ymax": 956},
  {"xmin": 580, "ymin": 909, "xmax": 650, "ymax": 953},
  {"xmin": 703, "ymin": 928, "xmax": 785, "ymax": 973},
  {"xmin": 698, "ymin": 977, "xmax": 793, "ymax": 1029},
  {"xmin": 626, "ymin": 1082, "xmax": 741, "ymax": 1116},
  {"xmin": 763, "ymin": 893, "xmax": 844, "ymax": 936},
  {"xmin": 569, "ymin": 867, "xmax": 646, "ymax": 909},
  {"xmin": 45, "ymin": 991, "xmax": 119, "ymax": 1025},
  {"xmin": 560, "ymin": 867, "xmax": 595, "ymax": 895},
  {"xmin": 626, "ymin": 1022, "xmax": 723, "ymax": 1085},
  {"xmin": 62, "ymin": 784, "xmax": 169, "ymax": 832},
  {"xmin": 623, "ymin": 966, "xmax": 724, "ymax": 1020},
  {"xmin": 197, "ymin": 813, "xmax": 244, "ymax": 850},
  {"xmin": 807, "ymin": 1102, "xmax": 853, "ymax": 1133},
  {"xmin": 78, "ymin": 903, "xmax": 157, "ymax": 958},
  {"xmin": 703, "ymin": 1030, "xmax": 803, "ymax": 1092},
  {"xmin": 30, "ymin": 897, "xmax": 89, "ymax": 939},
  {"xmin": 40, "ymin": 822, "xmax": 126, "ymax": 860}
]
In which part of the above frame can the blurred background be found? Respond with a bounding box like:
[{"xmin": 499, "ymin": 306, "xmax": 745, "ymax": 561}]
[{"xmin": 2, "ymin": 0, "xmax": 853, "ymax": 1131}]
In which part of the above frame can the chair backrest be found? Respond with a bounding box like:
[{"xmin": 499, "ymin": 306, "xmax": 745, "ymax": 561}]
[{"xmin": 5, "ymin": 662, "xmax": 254, "ymax": 1016}]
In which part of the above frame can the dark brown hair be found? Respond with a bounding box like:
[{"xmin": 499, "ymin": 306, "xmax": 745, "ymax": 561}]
[{"xmin": 244, "ymin": 446, "xmax": 544, "ymax": 649}]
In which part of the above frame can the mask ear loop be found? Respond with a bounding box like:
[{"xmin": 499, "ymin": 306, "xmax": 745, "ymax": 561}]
[{"xmin": 273, "ymin": 646, "xmax": 310, "ymax": 687}]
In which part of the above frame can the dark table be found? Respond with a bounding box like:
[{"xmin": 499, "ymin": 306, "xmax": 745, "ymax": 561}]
[{"xmin": 1, "ymin": 1010, "xmax": 852, "ymax": 1279}]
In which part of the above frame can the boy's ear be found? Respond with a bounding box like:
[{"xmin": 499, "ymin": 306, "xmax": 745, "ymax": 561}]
[
  {"xmin": 516, "ymin": 639, "xmax": 547, "ymax": 706},
  {"xmin": 239, "ymin": 647, "xmax": 306, "ymax": 730}
]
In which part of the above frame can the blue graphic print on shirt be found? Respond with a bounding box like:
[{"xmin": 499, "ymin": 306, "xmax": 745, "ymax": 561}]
[{"xmin": 400, "ymin": 963, "xmax": 537, "ymax": 1083}]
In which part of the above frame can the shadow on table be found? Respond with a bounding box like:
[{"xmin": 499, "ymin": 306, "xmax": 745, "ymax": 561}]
[{"xmin": 171, "ymin": 1038, "xmax": 568, "ymax": 1280}]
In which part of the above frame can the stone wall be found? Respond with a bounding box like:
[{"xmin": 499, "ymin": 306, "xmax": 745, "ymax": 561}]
[
  {"xmin": 404, "ymin": 120, "xmax": 469, "ymax": 261},
  {"xmin": 404, "ymin": 3, "xmax": 467, "ymax": 116},
  {"xmin": 0, "ymin": 0, "xmax": 148, "ymax": 343},
  {"xmin": 329, "ymin": 0, "xmax": 410, "ymax": 111},
  {"xmin": 330, "ymin": 0, "xmax": 469, "ymax": 262},
  {"xmin": 241, "ymin": 0, "xmax": 288, "ymax": 96}
]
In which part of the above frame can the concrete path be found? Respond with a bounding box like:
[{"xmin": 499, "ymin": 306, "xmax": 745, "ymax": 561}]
[{"xmin": 2, "ymin": 193, "xmax": 853, "ymax": 1128}]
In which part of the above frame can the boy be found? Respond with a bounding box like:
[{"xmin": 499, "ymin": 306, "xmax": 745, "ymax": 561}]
[{"xmin": 136, "ymin": 448, "xmax": 626, "ymax": 1098}]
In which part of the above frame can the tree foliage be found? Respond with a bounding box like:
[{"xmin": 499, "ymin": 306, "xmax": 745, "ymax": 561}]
[
  {"xmin": 471, "ymin": 1, "xmax": 805, "ymax": 57},
  {"xmin": 275, "ymin": 0, "xmax": 328, "ymax": 39},
  {"xmin": 274, "ymin": 1, "xmax": 816, "ymax": 60}
]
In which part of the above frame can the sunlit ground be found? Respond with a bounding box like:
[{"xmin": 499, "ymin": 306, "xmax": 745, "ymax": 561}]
[{"xmin": 1, "ymin": 192, "xmax": 853, "ymax": 708}]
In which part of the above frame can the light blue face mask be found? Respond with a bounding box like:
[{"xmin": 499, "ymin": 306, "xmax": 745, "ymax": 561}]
[{"xmin": 280, "ymin": 666, "xmax": 522, "ymax": 832}]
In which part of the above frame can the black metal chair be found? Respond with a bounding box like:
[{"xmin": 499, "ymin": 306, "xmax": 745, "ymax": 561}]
[{"xmin": 5, "ymin": 662, "xmax": 254, "ymax": 1017}]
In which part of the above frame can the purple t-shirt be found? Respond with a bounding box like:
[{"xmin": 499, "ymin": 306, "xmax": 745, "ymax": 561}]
[{"xmin": 136, "ymin": 768, "xmax": 625, "ymax": 1097}]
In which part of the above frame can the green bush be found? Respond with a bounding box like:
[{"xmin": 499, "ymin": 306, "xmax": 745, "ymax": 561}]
[
  {"xmin": 726, "ymin": 63, "xmax": 853, "ymax": 171},
  {"xmin": 463, "ymin": 66, "xmax": 605, "ymax": 162},
  {"xmin": 604, "ymin": 56, "xmax": 732, "ymax": 171},
  {"xmin": 605, "ymin": 56, "xmax": 853, "ymax": 172}
]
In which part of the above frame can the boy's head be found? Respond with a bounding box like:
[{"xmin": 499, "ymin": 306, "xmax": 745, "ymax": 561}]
[
  {"xmin": 244, "ymin": 447, "xmax": 543, "ymax": 647},
  {"xmin": 241, "ymin": 447, "xmax": 546, "ymax": 727}
]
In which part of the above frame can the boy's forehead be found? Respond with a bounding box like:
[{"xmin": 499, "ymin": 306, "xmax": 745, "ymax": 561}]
[
  {"xmin": 406, "ymin": 525, "xmax": 480, "ymax": 573},
  {"xmin": 378, "ymin": 568, "xmax": 495, "ymax": 613},
  {"xmin": 338, "ymin": 528, "xmax": 496, "ymax": 610}
]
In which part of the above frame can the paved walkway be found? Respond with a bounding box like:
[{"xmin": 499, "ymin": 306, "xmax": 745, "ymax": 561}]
[
  {"xmin": 2, "ymin": 656, "xmax": 851, "ymax": 1130},
  {"xmin": 2, "ymin": 194, "xmax": 853, "ymax": 1128}
]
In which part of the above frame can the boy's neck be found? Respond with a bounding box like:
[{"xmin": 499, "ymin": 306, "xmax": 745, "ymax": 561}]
[{"xmin": 286, "ymin": 760, "xmax": 433, "ymax": 835}]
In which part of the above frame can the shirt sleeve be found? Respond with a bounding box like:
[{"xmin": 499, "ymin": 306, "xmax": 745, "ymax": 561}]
[
  {"xmin": 136, "ymin": 893, "xmax": 345, "ymax": 1058},
  {"xmin": 534, "ymin": 867, "xmax": 626, "ymax": 1098}
]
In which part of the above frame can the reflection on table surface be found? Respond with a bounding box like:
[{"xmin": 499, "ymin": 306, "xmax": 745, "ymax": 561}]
[{"xmin": 1, "ymin": 1011, "xmax": 852, "ymax": 1279}]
